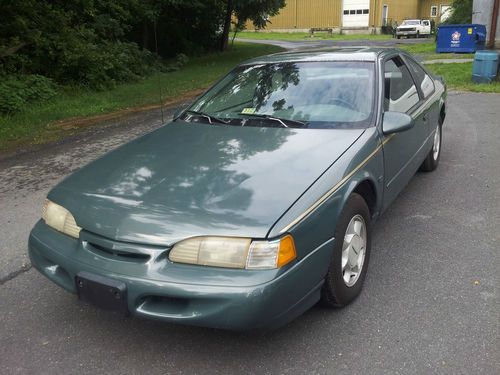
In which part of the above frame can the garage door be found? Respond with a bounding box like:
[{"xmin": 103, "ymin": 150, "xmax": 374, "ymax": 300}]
[{"xmin": 343, "ymin": 0, "xmax": 370, "ymax": 27}]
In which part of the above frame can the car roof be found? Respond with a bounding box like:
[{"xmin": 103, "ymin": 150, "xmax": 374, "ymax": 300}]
[{"xmin": 240, "ymin": 47, "xmax": 401, "ymax": 65}]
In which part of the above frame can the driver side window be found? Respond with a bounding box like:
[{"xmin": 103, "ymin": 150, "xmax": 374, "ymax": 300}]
[{"xmin": 384, "ymin": 57, "xmax": 419, "ymax": 113}]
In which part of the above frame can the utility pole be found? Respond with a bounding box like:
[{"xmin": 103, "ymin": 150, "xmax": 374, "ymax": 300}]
[{"xmin": 489, "ymin": 0, "xmax": 499, "ymax": 48}]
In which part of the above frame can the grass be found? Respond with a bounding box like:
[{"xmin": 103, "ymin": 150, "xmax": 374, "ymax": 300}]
[
  {"xmin": 0, "ymin": 42, "xmax": 284, "ymax": 152},
  {"xmin": 237, "ymin": 30, "xmax": 392, "ymax": 41},
  {"xmin": 396, "ymin": 41, "xmax": 474, "ymax": 60},
  {"xmin": 426, "ymin": 62, "xmax": 500, "ymax": 93},
  {"xmin": 396, "ymin": 41, "xmax": 437, "ymax": 54},
  {"xmin": 420, "ymin": 52, "xmax": 474, "ymax": 60}
]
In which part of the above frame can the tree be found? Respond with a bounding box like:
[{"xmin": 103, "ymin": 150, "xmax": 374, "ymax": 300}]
[
  {"xmin": 443, "ymin": 0, "xmax": 473, "ymax": 24},
  {"xmin": 0, "ymin": 0, "xmax": 283, "ymax": 95},
  {"xmin": 219, "ymin": 0, "xmax": 286, "ymax": 51}
]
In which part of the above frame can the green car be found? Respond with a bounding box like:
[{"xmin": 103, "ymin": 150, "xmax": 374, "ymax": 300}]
[{"xmin": 29, "ymin": 48, "xmax": 446, "ymax": 330}]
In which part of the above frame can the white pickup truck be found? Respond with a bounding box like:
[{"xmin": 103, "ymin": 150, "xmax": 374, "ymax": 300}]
[{"xmin": 396, "ymin": 19, "xmax": 431, "ymax": 39}]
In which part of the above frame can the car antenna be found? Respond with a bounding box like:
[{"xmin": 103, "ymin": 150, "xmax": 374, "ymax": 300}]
[{"xmin": 154, "ymin": 18, "xmax": 165, "ymax": 124}]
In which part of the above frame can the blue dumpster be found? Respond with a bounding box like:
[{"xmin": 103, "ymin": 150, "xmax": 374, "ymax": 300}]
[
  {"xmin": 473, "ymin": 50, "xmax": 499, "ymax": 83},
  {"xmin": 436, "ymin": 24, "xmax": 486, "ymax": 53}
]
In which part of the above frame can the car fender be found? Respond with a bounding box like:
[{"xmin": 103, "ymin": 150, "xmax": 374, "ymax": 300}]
[{"xmin": 268, "ymin": 128, "xmax": 384, "ymax": 260}]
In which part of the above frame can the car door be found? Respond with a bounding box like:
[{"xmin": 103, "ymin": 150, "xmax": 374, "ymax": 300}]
[
  {"xmin": 381, "ymin": 55, "xmax": 427, "ymax": 210},
  {"xmin": 403, "ymin": 54, "xmax": 439, "ymax": 134},
  {"xmin": 422, "ymin": 20, "xmax": 431, "ymax": 34}
]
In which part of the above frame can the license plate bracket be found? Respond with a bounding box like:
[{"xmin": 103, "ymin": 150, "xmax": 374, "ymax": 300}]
[{"xmin": 75, "ymin": 271, "xmax": 128, "ymax": 315}]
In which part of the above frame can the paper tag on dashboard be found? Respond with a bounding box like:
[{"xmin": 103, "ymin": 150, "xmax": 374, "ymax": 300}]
[{"xmin": 241, "ymin": 108, "xmax": 256, "ymax": 114}]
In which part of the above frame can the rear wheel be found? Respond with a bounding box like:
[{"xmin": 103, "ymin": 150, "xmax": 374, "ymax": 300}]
[
  {"xmin": 420, "ymin": 122, "xmax": 442, "ymax": 172},
  {"xmin": 321, "ymin": 193, "xmax": 372, "ymax": 307}
]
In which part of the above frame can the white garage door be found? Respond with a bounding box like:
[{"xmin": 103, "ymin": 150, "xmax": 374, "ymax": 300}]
[{"xmin": 343, "ymin": 0, "xmax": 370, "ymax": 27}]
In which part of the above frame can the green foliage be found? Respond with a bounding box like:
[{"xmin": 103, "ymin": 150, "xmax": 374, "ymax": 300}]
[
  {"xmin": 0, "ymin": 75, "xmax": 57, "ymax": 113},
  {"xmin": 163, "ymin": 53, "xmax": 190, "ymax": 72},
  {"xmin": 0, "ymin": 42, "xmax": 283, "ymax": 151},
  {"xmin": 443, "ymin": 0, "xmax": 473, "ymax": 24},
  {"xmin": 426, "ymin": 62, "xmax": 500, "ymax": 92},
  {"xmin": 52, "ymin": 41, "xmax": 161, "ymax": 89},
  {"xmin": 0, "ymin": 0, "xmax": 162, "ymax": 88},
  {"xmin": 219, "ymin": 0, "xmax": 287, "ymax": 50},
  {"xmin": 234, "ymin": 0, "xmax": 286, "ymax": 29},
  {"xmin": 0, "ymin": 0, "xmax": 287, "ymax": 109}
]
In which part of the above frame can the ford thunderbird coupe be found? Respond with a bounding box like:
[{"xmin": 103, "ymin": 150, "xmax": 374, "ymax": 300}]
[{"xmin": 29, "ymin": 47, "xmax": 446, "ymax": 330}]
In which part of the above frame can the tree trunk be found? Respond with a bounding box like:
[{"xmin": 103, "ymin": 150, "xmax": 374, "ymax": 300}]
[
  {"xmin": 141, "ymin": 21, "xmax": 149, "ymax": 50},
  {"xmin": 220, "ymin": 0, "xmax": 233, "ymax": 51}
]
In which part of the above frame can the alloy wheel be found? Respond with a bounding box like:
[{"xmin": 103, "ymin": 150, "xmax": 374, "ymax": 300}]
[
  {"xmin": 341, "ymin": 214, "xmax": 367, "ymax": 287},
  {"xmin": 433, "ymin": 125, "xmax": 441, "ymax": 161}
]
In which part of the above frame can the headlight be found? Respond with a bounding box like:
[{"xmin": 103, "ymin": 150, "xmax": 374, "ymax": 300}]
[
  {"xmin": 42, "ymin": 199, "xmax": 81, "ymax": 239},
  {"xmin": 169, "ymin": 235, "xmax": 296, "ymax": 269}
]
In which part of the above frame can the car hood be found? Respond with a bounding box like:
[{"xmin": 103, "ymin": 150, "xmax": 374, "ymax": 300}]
[{"xmin": 49, "ymin": 122, "xmax": 364, "ymax": 245}]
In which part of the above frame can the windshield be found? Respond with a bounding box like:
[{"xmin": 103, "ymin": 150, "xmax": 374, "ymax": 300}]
[
  {"xmin": 402, "ymin": 20, "xmax": 420, "ymax": 25},
  {"xmin": 180, "ymin": 61, "xmax": 375, "ymax": 129}
]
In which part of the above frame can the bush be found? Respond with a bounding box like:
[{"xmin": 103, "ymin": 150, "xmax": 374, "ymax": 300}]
[
  {"xmin": 175, "ymin": 53, "xmax": 189, "ymax": 66},
  {"xmin": 49, "ymin": 39, "xmax": 162, "ymax": 90},
  {"xmin": 0, "ymin": 75, "xmax": 57, "ymax": 114}
]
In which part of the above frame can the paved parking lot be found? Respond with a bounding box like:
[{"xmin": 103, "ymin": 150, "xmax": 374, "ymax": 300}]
[
  {"xmin": 0, "ymin": 91, "xmax": 499, "ymax": 374},
  {"xmin": 235, "ymin": 36, "xmax": 431, "ymax": 50}
]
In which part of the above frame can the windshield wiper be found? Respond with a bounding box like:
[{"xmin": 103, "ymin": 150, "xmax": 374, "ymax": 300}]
[
  {"xmin": 182, "ymin": 110, "xmax": 228, "ymax": 125},
  {"xmin": 240, "ymin": 113, "xmax": 306, "ymax": 128}
]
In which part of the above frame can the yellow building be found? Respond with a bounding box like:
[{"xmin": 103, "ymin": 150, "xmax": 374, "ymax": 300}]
[{"xmin": 247, "ymin": 0, "xmax": 452, "ymax": 33}]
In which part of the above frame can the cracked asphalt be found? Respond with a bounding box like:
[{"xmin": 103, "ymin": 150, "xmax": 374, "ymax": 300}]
[{"xmin": 1, "ymin": 91, "xmax": 499, "ymax": 372}]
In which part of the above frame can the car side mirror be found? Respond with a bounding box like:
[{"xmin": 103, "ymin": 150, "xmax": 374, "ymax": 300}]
[{"xmin": 382, "ymin": 111, "xmax": 414, "ymax": 135}]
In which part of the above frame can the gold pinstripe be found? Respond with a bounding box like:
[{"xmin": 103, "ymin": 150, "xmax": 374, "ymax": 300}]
[{"xmin": 279, "ymin": 134, "xmax": 396, "ymax": 233}]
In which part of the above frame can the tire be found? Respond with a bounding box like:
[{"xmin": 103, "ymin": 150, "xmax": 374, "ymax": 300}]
[
  {"xmin": 420, "ymin": 121, "xmax": 442, "ymax": 172},
  {"xmin": 396, "ymin": 35, "xmax": 401, "ymax": 39},
  {"xmin": 321, "ymin": 193, "xmax": 372, "ymax": 307}
]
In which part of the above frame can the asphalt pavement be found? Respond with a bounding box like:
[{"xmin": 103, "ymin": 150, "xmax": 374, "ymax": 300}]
[
  {"xmin": 1, "ymin": 92, "xmax": 499, "ymax": 372},
  {"xmin": 235, "ymin": 35, "xmax": 432, "ymax": 50}
]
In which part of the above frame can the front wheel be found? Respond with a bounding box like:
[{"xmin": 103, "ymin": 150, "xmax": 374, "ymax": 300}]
[
  {"xmin": 321, "ymin": 193, "xmax": 372, "ymax": 307},
  {"xmin": 420, "ymin": 122, "xmax": 442, "ymax": 172}
]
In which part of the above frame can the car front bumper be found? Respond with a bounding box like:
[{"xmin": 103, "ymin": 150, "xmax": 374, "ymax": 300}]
[
  {"xmin": 28, "ymin": 220, "xmax": 333, "ymax": 330},
  {"xmin": 396, "ymin": 30, "xmax": 418, "ymax": 36}
]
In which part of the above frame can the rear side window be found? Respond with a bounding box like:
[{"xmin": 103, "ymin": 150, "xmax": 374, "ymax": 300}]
[
  {"xmin": 384, "ymin": 57, "xmax": 419, "ymax": 113},
  {"xmin": 405, "ymin": 56, "xmax": 435, "ymax": 99}
]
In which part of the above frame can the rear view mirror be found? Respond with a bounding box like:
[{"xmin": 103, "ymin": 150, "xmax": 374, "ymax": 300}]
[{"xmin": 382, "ymin": 111, "xmax": 414, "ymax": 134}]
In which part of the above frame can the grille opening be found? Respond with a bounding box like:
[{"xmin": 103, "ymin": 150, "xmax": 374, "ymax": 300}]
[
  {"xmin": 138, "ymin": 295, "xmax": 190, "ymax": 315},
  {"xmin": 88, "ymin": 242, "xmax": 150, "ymax": 262}
]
